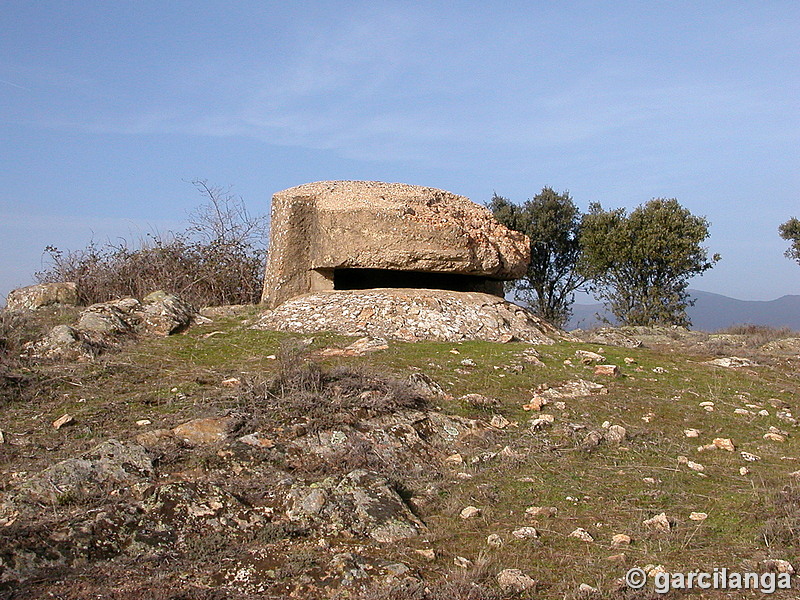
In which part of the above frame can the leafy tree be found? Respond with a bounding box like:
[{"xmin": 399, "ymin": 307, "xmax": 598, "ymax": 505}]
[
  {"xmin": 580, "ymin": 198, "xmax": 719, "ymax": 327},
  {"xmin": 779, "ymin": 217, "xmax": 800, "ymax": 264},
  {"xmin": 489, "ymin": 187, "xmax": 586, "ymax": 327}
]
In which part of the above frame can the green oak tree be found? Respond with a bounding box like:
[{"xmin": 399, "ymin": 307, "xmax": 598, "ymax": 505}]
[
  {"xmin": 489, "ymin": 187, "xmax": 586, "ymax": 327},
  {"xmin": 779, "ymin": 217, "xmax": 800, "ymax": 264},
  {"xmin": 580, "ymin": 198, "xmax": 719, "ymax": 327}
]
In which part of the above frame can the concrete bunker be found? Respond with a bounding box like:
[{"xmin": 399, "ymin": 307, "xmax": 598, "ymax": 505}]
[{"xmin": 261, "ymin": 181, "xmax": 530, "ymax": 309}]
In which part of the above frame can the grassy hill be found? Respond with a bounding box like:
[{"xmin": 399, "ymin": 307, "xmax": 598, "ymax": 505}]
[{"xmin": 2, "ymin": 307, "xmax": 800, "ymax": 599}]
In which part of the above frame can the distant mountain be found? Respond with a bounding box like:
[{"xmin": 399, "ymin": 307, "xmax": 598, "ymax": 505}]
[{"xmin": 566, "ymin": 289, "xmax": 800, "ymax": 332}]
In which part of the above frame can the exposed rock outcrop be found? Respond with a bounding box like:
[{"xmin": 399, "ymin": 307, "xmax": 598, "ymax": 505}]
[
  {"xmin": 24, "ymin": 292, "xmax": 196, "ymax": 360},
  {"xmin": 5, "ymin": 282, "xmax": 78, "ymax": 311},
  {"xmin": 252, "ymin": 289, "xmax": 562, "ymax": 344}
]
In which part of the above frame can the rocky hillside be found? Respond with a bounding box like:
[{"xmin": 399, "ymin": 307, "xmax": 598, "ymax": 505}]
[{"xmin": 3, "ymin": 303, "xmax": 800, "ymax": 599}]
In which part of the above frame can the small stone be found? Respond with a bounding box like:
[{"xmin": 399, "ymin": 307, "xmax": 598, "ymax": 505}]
[
  {"xmin": 384, "ymin": 563, "xmax": 410, "ymax": 577},
  {"xmin": 453, "ymin": 556, "xmax": 472, "ymax": 568},
  {"xmin": 684, "ymin": 429, "xmax": 700, "ymax": 437},
  {"xmin": 643, "ymin": 513, "xmax": 671, "ymax": 533},
  {"xmin": 530, "ymin": 414, "xmax": 555, "ymax": 430},
  {"xmin": 581, "ymin": 430, "xmax": 603, "ymax": 449},
  {"xmin": 697, "ymin": 444, "xmax": 716, "ymax": 452},
  {"xmin": 444, "ymin": 453, "xmax": 464, "ymax": 464},
  {"xmin": 594, "ymin": 364, "xmax": 620, "ymax": 377},
  {"xmin": 576, "ymin": 350, "xmax": 604, "ymax": 363},
  {"xmin": 135, "ymin": 428, "xmax": 175, "ymax": 447},
  {"xmin": 415, "ymin": 548, "xmax": 436, "ymax": 560},
  {"xmin": 642, "ymin": 477, "xmax": 657, "ymax": 484},
  {"xmin": 611, "ymin": 533, "xmax": 631, "ymax": 547},
  {"xmin": 460, "ymin": 506, "xmax": 481, "ymax": 519},
  {"xmin": 135, "ymin": 419, "xmax": 152, "ymax": 427},
  {"xmin": 578, "ymin": 583, "xmax": 599, "ymax": 595},
  {"xmin": 677, "ymin": 455, "xmax": 689, "ymax": 464},
  {"xmin": 172, "ymin": 416, "xmax": 235, "ymax": 446},
  {"xmin": 606, "ymin": 553, "xmax": 626, "ymax": 564},
  {"xmin": 266, "ymin": 354, "xmax": 277, "ymax": 360},
  {"xmin": 789, "ymin": 470, "xmax": 800, "ymax": 479},
  {"xmin": 460, "ymin": 394, "xmax": 498, "ymax": 408},
  {"xmin": 499, "ymin": 445, "xmax": 521, "ymax": 459},
  {"xmin": 699, "ymin": 401, "xmax": 714, "ymax": 407},
  {"xmin": 238, "ymin": 432, "xmax": 275, "ymax": 449},
  {"xmin": 460, "ymin": 358, "xmax": 477, "ymax": 367},
  {"xmin": 741, "ymin": 451, "xmax": 761, "ymax": 462},
  {"xmin": 221, "ymin": 377, "xmax": 240, "ymax": 387},
  {"xmin": 689, "ymin": 512, "xmax": 708, "ymax": 521},
  {"xmin": 487, "ymin": 534, "xmax": 503, "ymax": 547},
  {"xmin": 563, "ymin": 359, "xmax": 573, "ymax": 366},
  {"xmin": 734, "ymin": 408, "xmax": 753, "ymax": 415},
  {"xmin": 522, "ymin": 396, "xmax": 547, "ymax": 411},
  {"xmin": 490, "ymin": 414, "xmax": 511, "ymax": 429},
  {"xmin": 759, "ymin": 409, "xmax": 770, "ymax": 416},
  {"xmin": 763, "ymin": 559, "xmax": 795, "ymax": 574},
  {"xmin": 512, "ymin": 527, "xmax": 539, "ymax": 539},
  {"xmin": 449, "ymin": 349, "xmax": 460, "ymax": 355},
  {"xmin": 53, "ymin": 414, "xmax": 74, "ymax": 430},
  {"xmin": 765, "ymin": 432, "xmax": 786, "ymax": 442},
  {"xmin": 604, "ymin": 425, "xmax": 627, "ymax": 444},
  {"xmin": 713, "ymin": 438, "xmax": 735, "ymax": 451},
  {"xmin": 526, "ymin": 506, "xmax": 558, "ymax": 518},
  {"xmin": 652, "ymin": 366, "xmax": 667, "ymax": 374},
  {"xmin": 497, "ymin": 569, "xmax": 537, "ymax": 593},
  {"xmin": 687, "ymin": 460, "xmax": 705, "ymax": 472},
  {"xmin": 624, "ymin": 357, "xmax": 637, "ymax": 364},
  {"xmin": 740, "ymin": 467, "xmax": 750, "ymax": 475},
  {"xmin": 569, "ymin": 528, "xmax": 594, "ymax": 542}
]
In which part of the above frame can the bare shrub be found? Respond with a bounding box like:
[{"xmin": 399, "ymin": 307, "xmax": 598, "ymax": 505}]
[
  {"xmin": 716, "ymin": 324, "xmax": 797, "ymax": 347},
  {"xmin": 0, "ymin": 309, "xmax": 46, "ymax": 405},
  {"xmin": 762, "ymin": 482, "xmax": 800, "ymax": 547},
  {"xmin": 35, "ymin": 181, "xmax": 268, "ymax": 308},
  {"xmin": 350, "ymin": 556, "xmax": 503, "ymax": 600},
  {"xmin": 243, "ymin": 340, "xmax": 427, "ymax": 434}
]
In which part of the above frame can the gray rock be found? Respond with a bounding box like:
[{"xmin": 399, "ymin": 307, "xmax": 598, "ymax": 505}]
[
  {"xmin": 6, "ymin": 282, "xmax": 77, "ymax": 311},
  {"xmin": 286, "ymin": 469, "xmax": 427, "ymax": 543},
  {"xmin": 497, "ymin": 568, "xmax": 537, "ymax": 593},
  {"xmin": 18, "ymin": 439, "xmax": 154, "ymax": 504},
  {"xmin": 407, "ymin": 372, "xmax": 446, "ymax": 398},
  {"xmin": 140, "ymin": 291, "xmax": 195, "ymax": 335},
  {"xmin": 253, "ymin": 288, "xmax": 561, "ymax": 344}
]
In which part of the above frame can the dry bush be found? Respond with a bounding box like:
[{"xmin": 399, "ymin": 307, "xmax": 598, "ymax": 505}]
[
  {"xmin": 35, "ymin": 181, "xmax": 267, "ymax": 308},
  {"xmin": 762, "ymin": 482, "xmax": 800, "ymax": 547},
  {"xmin": 243, "ymin": 340, "xmax": 427, "ymax": 434},
  {"xmin": 716, "ymin": 324, "xmax": 797, "ymax": 347},
  {"xmin": 351, "ymin": 556, "xmax": 505, "ymax": 600},
  {"xmin": 0, "ymin": 309, "xmax": 42, "ymax": 361},
  {"xmin": 0, "ymin": 309, "xmax": 44, "ymax": 405}
]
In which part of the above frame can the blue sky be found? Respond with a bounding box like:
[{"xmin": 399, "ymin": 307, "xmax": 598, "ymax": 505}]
[{"xmin": 2, "ymin": 1, "xmax": 798, "ymax": 303}]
